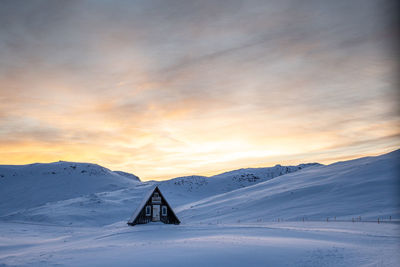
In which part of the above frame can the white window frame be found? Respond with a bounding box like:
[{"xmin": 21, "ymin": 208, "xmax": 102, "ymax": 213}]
[
  {"xmin": 145, "ymin": 205, "xmax": 151, "ymax": 216},
  {"xmin": 162, "ymin": 205, "xmax": 167, "ymax": 216}
]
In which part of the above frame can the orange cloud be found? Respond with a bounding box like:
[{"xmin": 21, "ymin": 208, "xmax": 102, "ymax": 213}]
[{"xmin": 0, "ymin": 0, "xmax": 398, "ymax": 180}]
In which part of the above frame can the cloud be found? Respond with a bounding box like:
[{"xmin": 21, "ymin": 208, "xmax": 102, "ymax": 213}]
[{"xmin": 0, "ymin": 0, "xmax": 398, "ymax": 179}]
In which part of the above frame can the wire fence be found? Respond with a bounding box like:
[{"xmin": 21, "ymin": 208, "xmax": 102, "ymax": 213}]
[{"xmin": 199, "ymin": 215, "xmax": 399, "ymax": 225}]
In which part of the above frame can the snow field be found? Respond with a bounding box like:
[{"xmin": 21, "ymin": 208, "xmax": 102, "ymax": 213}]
[{"xmin": 0, "ymin": 221, "xmax": 398, "ymax": 266}]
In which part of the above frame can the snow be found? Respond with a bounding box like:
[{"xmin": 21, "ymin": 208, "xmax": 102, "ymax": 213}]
[
  {"xmin": 0, "ymin": 221, "xmax": 398, "ymax": 266},
  {"xmin": 158, "ymin": 163, "xmax": 320, "ymax": 205},
  {"xmin": 177, "ymin": 150, "xmax": 400, "ymax": 223},
  {"xmin": 0, "ymin": 150, "xmax": 399, "ymax": 266},
  {"xmin": 112, "ymin": 171, "xmax": 141, "ymax": 182},
  {"xmin": 0, "ymin": 161, "xmax": 140, "ymax": 216},
  {"xmin": 0, "ymin": 162, "xmax": 319, "ymax": 226},
  {"xmin": 127, "ymin": 184, "xmax": 157, "ymax": 224}
]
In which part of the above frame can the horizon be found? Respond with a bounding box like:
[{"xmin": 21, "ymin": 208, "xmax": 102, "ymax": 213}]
[
  {"xmin": 1, "ymin": 148, "xmax": 397, "ymax": 181},
  {"xmin": 1, "ymin": 0, "xmax": 399, "ymax": 180}
]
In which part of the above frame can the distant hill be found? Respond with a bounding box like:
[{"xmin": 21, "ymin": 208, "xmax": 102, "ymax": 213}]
[
  {"xmin": 159, "ymin": 163, "xmax": 321, "ymax": 204},
  {"xmin": 0, "ymin": 150, "xmax": 398, "ymax": 227},
  {"xmin": 177, "ymin": 149, "xmax": 400, "ymax": 223},
  {"xmin": 0, "ymin": 161, "xmax": 140, "ymax": 215},
  {"xmin": 0, "ymin": 161, "xmax": 319, "ymax": 226}
]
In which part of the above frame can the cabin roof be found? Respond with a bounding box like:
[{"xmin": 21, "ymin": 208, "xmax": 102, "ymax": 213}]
[
  {"xmin": 156, "ymin": 186, "xmax": 180, "ymax": 223},
  {"xmin": 128, "ymin": 185, "xmax": 157, "ymax": 224}
]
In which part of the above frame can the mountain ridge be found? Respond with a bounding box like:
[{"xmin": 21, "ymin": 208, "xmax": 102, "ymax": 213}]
[{"xmin": 0, "ymin": 150, "xmax": 398, "ymax": 226}]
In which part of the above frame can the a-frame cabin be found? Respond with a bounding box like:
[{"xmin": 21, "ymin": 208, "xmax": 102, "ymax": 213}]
[{"xmin": 128, "ymin": 186, "xmax": 180, "ymax": 226}]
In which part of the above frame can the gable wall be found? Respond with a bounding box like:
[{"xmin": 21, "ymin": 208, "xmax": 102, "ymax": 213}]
[{"xmin": 130, "ymin": 188, "xmax": 180, "ymax": 225}]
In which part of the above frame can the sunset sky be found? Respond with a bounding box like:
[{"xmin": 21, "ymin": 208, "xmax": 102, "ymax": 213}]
[{"xmin": 0, "ymin": 0, "xmax": 398, "ymax": 180}]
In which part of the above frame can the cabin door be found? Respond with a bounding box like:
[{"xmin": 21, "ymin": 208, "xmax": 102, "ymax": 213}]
[{"xmin": 152, "ymin": 205, "xmax": 160, "ymax": 221}]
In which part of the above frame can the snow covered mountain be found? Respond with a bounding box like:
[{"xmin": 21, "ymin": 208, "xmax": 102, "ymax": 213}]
[
  {"xmin": 0, "ymin": 162, "xmax": 319, "ymax": 226},
  {"xmin": 0, "ymin": 161, "xmax": 141, "ymax": 217},
  {"xmin": 0, "ymin": 150, "xmax": 398, "ymax": 227}
]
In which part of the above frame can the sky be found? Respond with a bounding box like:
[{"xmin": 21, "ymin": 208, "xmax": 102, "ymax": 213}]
[{"xmin": 0, "ymin": 0, "xmax": 399, "ymax": 180}]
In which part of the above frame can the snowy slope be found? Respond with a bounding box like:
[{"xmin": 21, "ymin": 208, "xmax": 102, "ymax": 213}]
[
  {"xmin": 159, "ymin": 163, "xmax": 320, "ymax": 205},
  {"xmin": 1, "ymin": 183, "xmax": 157, "ymax": 226},
  {"xmin": 0, "ymin": 151, "xmax": 399, "ymax": 267},
  {"xmin": 1, "ymin": 151, "xmax": 398, "ymax": 227},
  {"xmin": 113, "ymin": 171, "xmax": 141, "ymax": 182},
  {"xmin": 0, "ymin": 161, "xmax": 141, "ymax": 216},
  {"xmin": 0, "ymin": 163, "xmax": 318, "ymax": 226},
  {"xmin": 1, "ymin": 221, "xmax": 399, "ymax": 267},
  {"xmin": 177, "ymin": 150, "xmax": 400, "ymax": 223}
]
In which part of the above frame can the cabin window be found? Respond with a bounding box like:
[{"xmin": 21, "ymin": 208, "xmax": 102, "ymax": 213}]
[
  {"xmin": 162, "ymin": 206, "xmax": 167, "ymax": 216},
  {"xmin": 152, "ymin": 192, "xmax": 161, "ymax": 204},
  {"xmin": 145, "ymin": 205, "xmax": 151, "ymax": 216}
]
